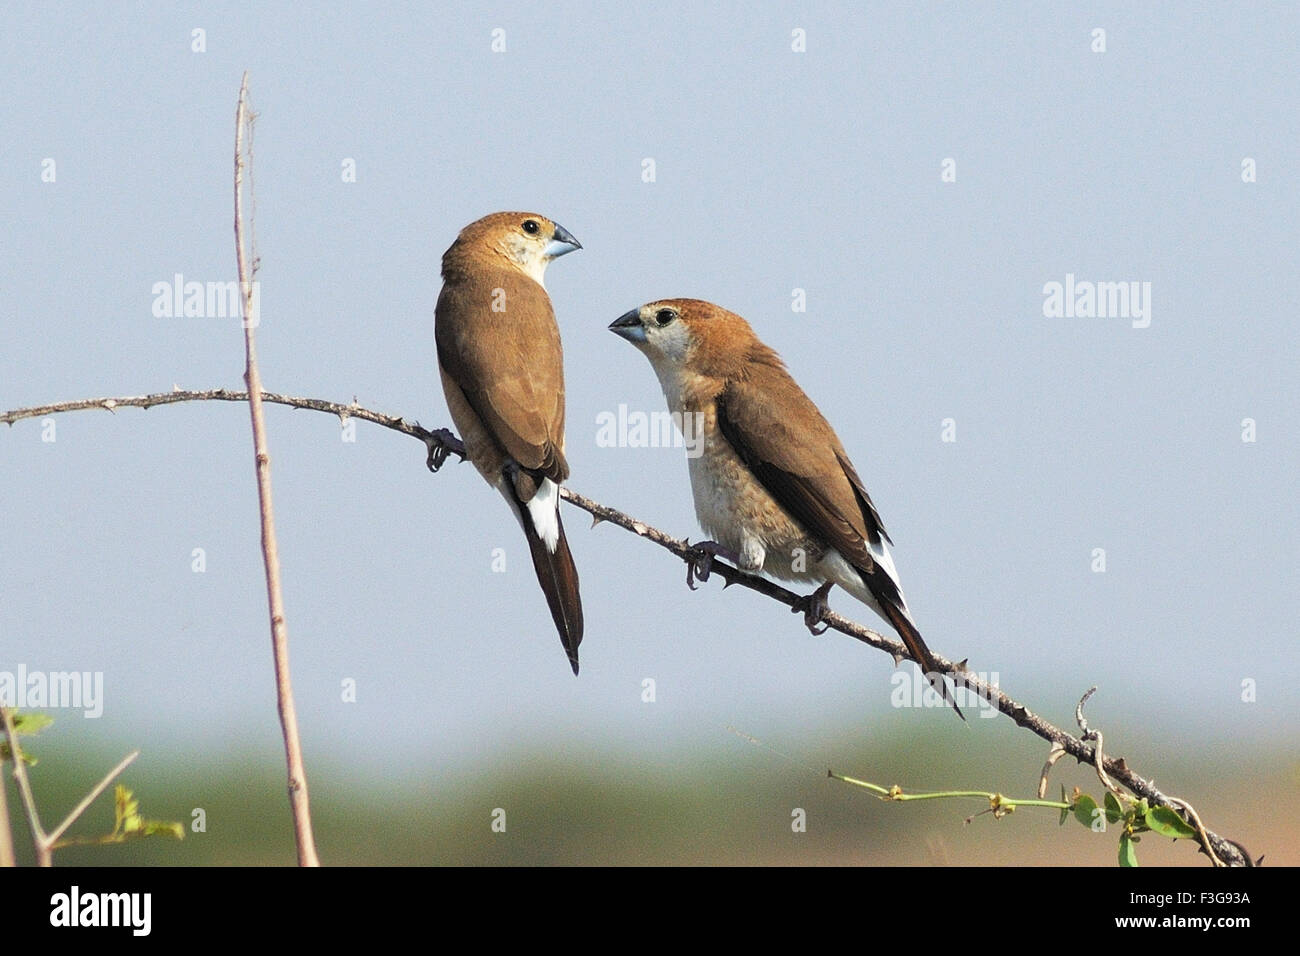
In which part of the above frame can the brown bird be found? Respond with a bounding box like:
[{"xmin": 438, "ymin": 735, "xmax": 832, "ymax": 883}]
[
  {"xmin": 609, "ymin": 298, "xmax": 961, "ymax": 716},
  {"xmin": 435, "ymin": 211, "xmax": 584, "ymax": 673}
]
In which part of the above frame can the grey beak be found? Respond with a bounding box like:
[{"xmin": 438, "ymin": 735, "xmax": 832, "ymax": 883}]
[
  {"xmin": 608, "ymin": 309, "xmax": 647, "ymax": 344},
  {"xmin": 545, "ymin": 223, "xmax": 582, "ymax": 259}
]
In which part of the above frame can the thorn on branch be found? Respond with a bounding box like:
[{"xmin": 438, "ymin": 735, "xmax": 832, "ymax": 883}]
[{"xmin": 1219, "ymin": 837, "xmax": 1259, "ymax": 868}]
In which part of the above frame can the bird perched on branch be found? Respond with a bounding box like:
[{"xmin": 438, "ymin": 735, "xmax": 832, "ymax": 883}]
[
  {"xmin": 609, "ymin": 298, "xmax": 961, "ymax": 716},
  {"xmin": 434, "ymin": 212, "xmax": 584, "ymax": 673}
]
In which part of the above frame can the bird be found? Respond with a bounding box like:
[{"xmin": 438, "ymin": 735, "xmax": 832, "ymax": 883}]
[
  {"xmin": 433, "ymin": 211, "xmax": 584, "ymax": 674},
  {"xmin": 608, "ymin": 298, "xmax": 962, "ymax": 716}
]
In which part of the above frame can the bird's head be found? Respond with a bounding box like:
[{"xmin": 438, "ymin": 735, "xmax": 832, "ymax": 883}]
[
  {"xmin": 608, "ymin": 298, "xmax": 758, "ymax": 381},
  {"xmin": 443, "ymin": 211, "xmax": 581, "ymax": 287}
]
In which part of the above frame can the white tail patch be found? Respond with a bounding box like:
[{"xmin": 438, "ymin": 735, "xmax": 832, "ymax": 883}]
[
  {"xmin": 527, "ymin": 477, "xmax": 561, "ymax": 552},
  {"xmin": 819, "ymin": 537, "xmax": 914, "ymax": 629},
  {"xmin": 868, "ymin": 536, "xmax": 911, "ymax": 619}
]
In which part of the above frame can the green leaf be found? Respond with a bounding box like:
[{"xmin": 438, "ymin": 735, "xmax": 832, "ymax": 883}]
[
  {"xmin": 1072, "ymin": 793, "xmax": 1101, "ymax": 830},
  {"xmin": 1145, "ymin": 805, "xmax": 1198, "ymax": 839},
  {"xmin": 1059, "ymin": 785, "xmax": 1069, "ymax": 826},
  {"xmin": 12, "ymin": 712, "xmax": 54, "ymax": 735},
  {"xmin": 0, "ymin": 712, "xmax": 52, "ymax": 764},
  {"xmin": 47, "ymin": 779, "xmax": 184, "ymax": 852},
  {"xmin": 113, "ymin": 785, "xmax": 141, "ymax": 836},
  {"xmin": 140, "ymin": 821, "xmax": 184, "ymax": 841},
  {"xmin": 0, "ymin": 742, "xmax": 38, "ymax": 766},
  {"xmin": 1119, "ymin": 832, "xmax": 1139, "ymax": 867},
  {"xmin": 105, "ymin": 783, "xmax": 184, "ymax": 844},
  {"xmin": 1104, "ymin": 791, "xmax": 1124, "ymax": 823}
]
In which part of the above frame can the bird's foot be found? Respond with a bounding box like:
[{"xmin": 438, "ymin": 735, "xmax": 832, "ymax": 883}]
[
  {"xmin": 425, "ymin": 428, "xmax": 460, "ymax": 473},
  {"xmin": 685, "ymin": 540, "xmax": 739, "ymax": 591},
  {"xmin": 794, "ymin": 581, "xmax": 834, "ymax": 635}
]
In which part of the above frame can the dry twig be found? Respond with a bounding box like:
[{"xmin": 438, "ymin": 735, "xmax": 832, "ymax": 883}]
[{"xmin": 234, "ymin": 74, "xmax": 319, "ymax": 866}]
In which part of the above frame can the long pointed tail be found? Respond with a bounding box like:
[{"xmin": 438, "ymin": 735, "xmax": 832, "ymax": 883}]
[
  {"xmin": 880, "ymin": 602, "xmax": 964, "ymax": 720},
  {"xmin": 518, "ymin": 503, "xmax": 584, "ymax": 674}
]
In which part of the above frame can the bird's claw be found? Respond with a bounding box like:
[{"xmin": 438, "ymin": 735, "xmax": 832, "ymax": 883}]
[
  {"xmin": 685, "ymin": 542, "xmax": 711, "ymax": 591},
  {"xmin": 795, "ymin": 582, "xmax": 834, "ymax": 635},
  {"xmin": 426, "ymin": 429, "xmax": 458, "ymax": 473},
  {"xmin": 685, "ymin": 540, "xmax": 732, "ymax": 591}
]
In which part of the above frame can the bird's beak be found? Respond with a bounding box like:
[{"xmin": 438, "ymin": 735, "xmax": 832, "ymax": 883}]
[
  {"xmin": 545, "ymin": 223, "xmax": 582, "ymax": 259},
  {"xmin": 608, "ymin": 309, "xmax": 647, "ymax": 344}
]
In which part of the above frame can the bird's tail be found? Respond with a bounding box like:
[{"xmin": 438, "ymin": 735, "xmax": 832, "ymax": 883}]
[
  {"xmin": 516, "ymin": 495, "xmax": 584, "ymax": 675},
  {"xmin": 880, "ymin": 602, "xmax": 964, "ymax": 720}
]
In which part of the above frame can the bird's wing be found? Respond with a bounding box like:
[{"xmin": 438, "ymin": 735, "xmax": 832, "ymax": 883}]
[
  {"xmin": 716, "ymin": 361, "xmax": 935, "ymax": 674},
  {"xmin": 714, "ymin": 361, "xmax": 891, "ymax": 579},
  {"xmin": 435, "ymin": 272, "xmax": 568, "ymax": 483},
  {"xmin": 717, "ymin": 354, "xmax": 960, "ymax": 716}
]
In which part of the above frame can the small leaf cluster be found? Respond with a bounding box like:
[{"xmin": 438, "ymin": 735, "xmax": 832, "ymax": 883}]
[{"xmin": 1061, "ymin": 786, "xmax": 1198, "ymax": 866}]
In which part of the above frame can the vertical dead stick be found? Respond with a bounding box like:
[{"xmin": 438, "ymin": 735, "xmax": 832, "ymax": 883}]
[
  {"xmin": 0, "ymin": 711, "xmax": 14, "ymax": 865},
  {"xmin": 234, "ymin": 73, "xmax": 320, "ymax": 866},
  {"xmin": 0, "ymin": 758, "xmax": 13, "ymax": 866}
]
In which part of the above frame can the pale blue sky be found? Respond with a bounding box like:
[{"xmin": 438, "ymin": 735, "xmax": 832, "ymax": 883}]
[{"xmin": 2, "ymin": 3, "xmax": 1296, "ymax": 792}]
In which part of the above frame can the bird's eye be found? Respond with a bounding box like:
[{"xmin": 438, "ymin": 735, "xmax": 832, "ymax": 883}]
[
  {"xmin": 522, "ymin": 219, "xmax": 540, "ymax": 235},
  {"xmin": 655, "ymin": 309, "xmax": 677, "ymax": 326}
]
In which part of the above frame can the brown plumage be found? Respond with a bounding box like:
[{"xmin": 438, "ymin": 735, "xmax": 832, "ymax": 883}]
[
  {"xmin": 610, "ymin": 298, "xmax": 961, "ymax": 717},
  {"xmin": 435, "ymin": 211, "xmax": 584, "ymax": 673}
]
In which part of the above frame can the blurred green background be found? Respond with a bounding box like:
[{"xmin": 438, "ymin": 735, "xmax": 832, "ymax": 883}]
[{"xmin": 6, "ymin": 708, "xmax": 1291, "ymax": 866}]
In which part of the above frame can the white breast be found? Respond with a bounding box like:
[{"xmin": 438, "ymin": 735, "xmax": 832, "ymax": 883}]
[{"xmin": 684, "ymin": 421, "xmax": 775, "ymax": 572}]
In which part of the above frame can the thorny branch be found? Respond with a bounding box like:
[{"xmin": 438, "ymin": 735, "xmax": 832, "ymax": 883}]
[{"xmin": 0, "ymin": 389, "xmax": 1257, "ymax": 867}]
